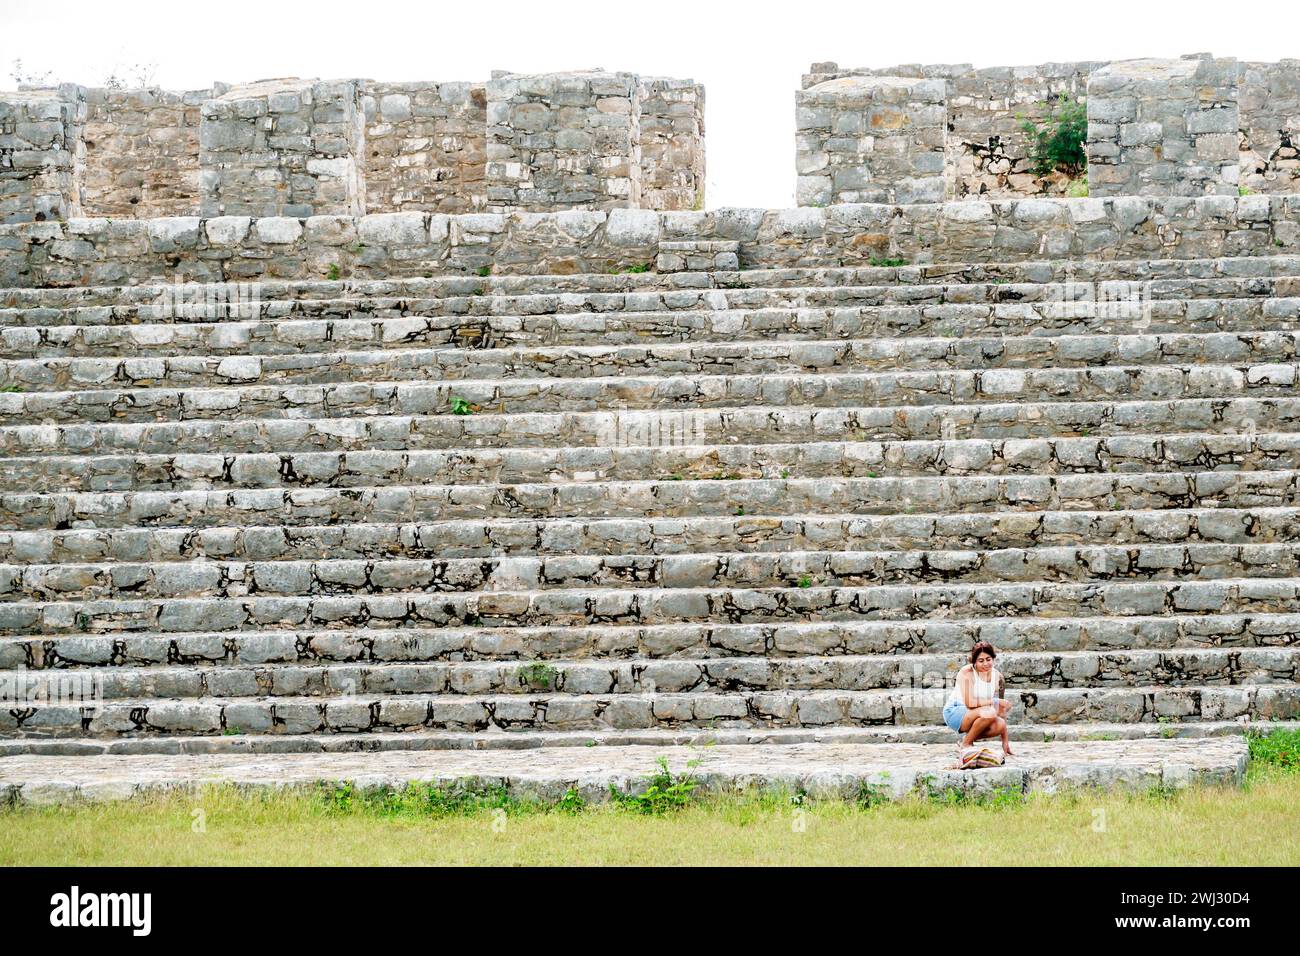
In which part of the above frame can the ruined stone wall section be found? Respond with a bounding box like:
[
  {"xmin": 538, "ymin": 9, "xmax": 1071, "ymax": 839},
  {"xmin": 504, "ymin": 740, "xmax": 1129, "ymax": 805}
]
[
  {"xmin": 362, "ymin": 81, "xmax": 487, "ymax": 213},
  {"xmin": 1087, "ymin": 57, "xmax": 1239, "ymax": 198},
  {"xmin": 942, "ymin": 65, "xmax": 1096, "ymax": 199},
  {"xmin": 6, "ymin": 196, "xmax": 1297, "ymax": 288},
  {"xmin": 199, "ymin": 79, "xmax": 367, "ymax": 218},
  {"xmin": 486, "ymin": 71, "xmax": 642, "ymax": 212},
  {"xmin": 796, "ymin": 76, "xmax": 946, "ymax": 206},
  {"xmin": 0, "ymin": 85, "xmax": 86, "ymax": 224},
  {"xmin": 1239, "ymin": 60, "xmax": 1300, "ymax": 194},
  {"xmin": 81, "ymin": 87, "xmax": 206, "ymax": 218},
  {"xmin": 804, "ymin": 57, "xmax": 1300, "ymax": 203},
  {"xmin": 638, "ymin": 77, "xmax": 705, "ymax": 211}
]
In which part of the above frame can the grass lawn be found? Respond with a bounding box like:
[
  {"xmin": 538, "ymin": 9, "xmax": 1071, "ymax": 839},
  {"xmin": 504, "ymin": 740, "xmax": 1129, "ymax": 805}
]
[{"xmin": 3, "ymin": 732, "xmax": 1298, "ymax": 867}]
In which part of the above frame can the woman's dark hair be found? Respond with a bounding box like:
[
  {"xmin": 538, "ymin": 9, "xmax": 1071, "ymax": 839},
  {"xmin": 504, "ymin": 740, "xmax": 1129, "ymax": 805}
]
[{"xmin": 969, "ymin": 641, "xmax": 997, "ymax": 664}]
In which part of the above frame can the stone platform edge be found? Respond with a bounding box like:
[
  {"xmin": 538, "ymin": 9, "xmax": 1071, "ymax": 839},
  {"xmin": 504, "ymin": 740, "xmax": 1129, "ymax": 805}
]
[
  {"xmin": 2, "ymin": 195, "xmax": 1298, "ymax": 288},
  {"xmin": 0, "ymin": 738, "xmax": 1250, "ymax": 806}
]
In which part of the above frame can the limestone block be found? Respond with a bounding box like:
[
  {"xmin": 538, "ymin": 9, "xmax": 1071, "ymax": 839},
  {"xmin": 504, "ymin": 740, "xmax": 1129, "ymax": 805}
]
[
  {"xmin": 0, "ymin": 86, "xmax": 86, "ymax": 223},
  {"xmin": 200, "ymin": 78, "xmax": 366, "ymax": 217},
  {"xmin": 795, "ymin": 75, "xmax": 947, "ymax": 206},
  {"xmin": 1087, "ymin": 57, "xmax": 1240, "ymax": 197},
  {"xmin": 486, "ymin": 71, "xmax": 642, "ymax": 212}
]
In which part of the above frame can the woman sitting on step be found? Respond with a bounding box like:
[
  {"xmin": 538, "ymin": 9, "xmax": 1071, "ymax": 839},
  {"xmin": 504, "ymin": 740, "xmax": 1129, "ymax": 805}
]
[{"xmin": 942, "ymin": 642, "xmax": 1014, "ymax": 760}]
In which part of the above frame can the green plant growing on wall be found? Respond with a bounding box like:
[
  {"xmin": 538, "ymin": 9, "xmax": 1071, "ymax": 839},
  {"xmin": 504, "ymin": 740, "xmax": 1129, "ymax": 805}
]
[{"xmin": 1019, "ymin": 95, "xmax": 1087, "ymax": 177}]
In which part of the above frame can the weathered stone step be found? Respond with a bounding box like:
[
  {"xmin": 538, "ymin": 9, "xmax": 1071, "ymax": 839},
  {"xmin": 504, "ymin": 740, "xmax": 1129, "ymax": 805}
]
[
  {"xmin": 10, "ymin": 330, "xmax": 1300, "ymax": 392},
  {"xmin": 10, "ymin": 330, "xmax": 1300, "ymax": 396},
  {"xmin": 5, "ymin": 398, "xmax": 1296, "ymax": 459},
  {"xmin": 4, "ymin": 649, "xmax": 1295, "ymax": 702},
  {"xmin": 10, "ymin": 544, "xmax": 1300, "ymax": 603},
  {"xmin": 6, "ymin": 578, "xmax": 1300, "ymax": 637},
  {"xmin": 5, "ymin": 253, "xmax": 1295, "ymax": 311},
  {"xmin": 0, "ymin": 268, "xmax": 1288, "ymax": 327},
  {"xmin": 0, "ymin": 737, "xmax": 1252, "ymax": 806},
  {"xmin": 3, "ymin": 507, "xmax": 1293, "ymax": 566},
  {"xmin": 6, "ymin": 296, "xmax": 1300, "ymax": 360},
  {"xmin": 7, "ymin": 363, "xmax": 1297, "ymax": 427},
  {"xmin": 5, "ymin": 471, "xmax": 1299, "ymax": 532},
  {"xmin": 0, "ymin": 720, "xmax": 1284, "ymax": 759},
  {"xmin": 4, "ymin": 683, "xmax": 1295, "ymax": 738},
  {"xmin": 5, "ymin": 433, "xmax": 1299, "ymax": 494},
  {"xmin": 9, "ymin": 612, "xmax": 1297, "ymax": 671}
]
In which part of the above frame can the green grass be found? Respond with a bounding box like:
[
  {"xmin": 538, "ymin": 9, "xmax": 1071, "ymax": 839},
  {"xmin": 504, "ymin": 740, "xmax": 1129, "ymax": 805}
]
[
  {"xmin": 0, "ymin": 768, "xmax": 1295, "ymax": 866},
  {"xmin": 4, "ymin": 737, "xmax": 1298, "ymax": 866}
]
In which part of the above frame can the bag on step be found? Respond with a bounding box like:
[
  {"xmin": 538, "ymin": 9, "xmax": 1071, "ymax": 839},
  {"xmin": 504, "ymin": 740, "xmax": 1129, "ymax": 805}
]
[{"xmin": 958, "ymin": 745, "xmax": 1005, "ymax": 769}]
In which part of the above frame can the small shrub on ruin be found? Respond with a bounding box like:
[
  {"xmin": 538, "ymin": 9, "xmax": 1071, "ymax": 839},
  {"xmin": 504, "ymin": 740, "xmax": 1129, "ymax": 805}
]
[{"xmin": 1020, "ymin": 95, "xmax": 1087, "ymax": 177}]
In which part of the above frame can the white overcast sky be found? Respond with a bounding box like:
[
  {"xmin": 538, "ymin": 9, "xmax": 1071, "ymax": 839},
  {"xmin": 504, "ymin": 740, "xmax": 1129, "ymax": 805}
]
[{"xmin": 2, "ymin": 0, "xmax": 1295, "ymax": 208}]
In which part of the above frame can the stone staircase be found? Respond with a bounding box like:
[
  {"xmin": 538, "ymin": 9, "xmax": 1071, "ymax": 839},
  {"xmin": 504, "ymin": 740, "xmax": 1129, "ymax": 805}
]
[{"xmin": 2, "ymin": 253, "xmax": 1298, "ymax": 803}]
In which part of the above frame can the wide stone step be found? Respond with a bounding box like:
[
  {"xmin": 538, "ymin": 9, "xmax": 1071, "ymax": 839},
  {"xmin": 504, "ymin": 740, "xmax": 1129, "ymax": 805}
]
[
  {"xmin": 5, "ymin": 398, "xmax": 1296, "ymax": 458},
  {"xmin": 2, "ymin": 507, "xmax": 1293, "ymax": 566},
  {"xmin": 5, "ymin": 254, "xmax": 1295, "ymax": 312},
  {"xmin": 0, "ymin": 737, "xmax": 1252, "ymax": 806},
  {"xmin": 5, "ymin": 471, "xmax": 1299, "ymax": 532},
  {"xmin": 0, "ymin": 268, "xmax": 1289, "ymax": 325},
  {"xmin": 9, "ymin": 544, "xmax": 1300, "ymax": 603},
  {"xmin": 13, "ymin": 304, "xmax": 1300, "ymax": 368},
  {"xmin": 4, "ymin": 683, "xmax": 1295, "ymax": 738},
  {"xmin": 8, "ymin": 613, "xmax": 1298, "ymax": 670},
  {"xmin": 6, "ymin": 363, "xmax": 1296, "ymax": 427},
  {"xmin": 10, "ymin": 330, "xmax": 1300, "ymax": 392},
  {"xmin": 6, "ymin": 578, "xmax": 1300, "ymax": 637},
  {"xmin": 5, "ymin": 649, "xmax": 1295, "ymax": 701},
  {"xmin": 1, "ymin": 720, "xmax": 1286, "ymax": 759},
  {"xmin": 4, "ymin": 433, "xmax": 1299, "ymax": 493},
  {"xmin": 6, "ymin": 291, "xmax": 1300, "ymax": 363}
]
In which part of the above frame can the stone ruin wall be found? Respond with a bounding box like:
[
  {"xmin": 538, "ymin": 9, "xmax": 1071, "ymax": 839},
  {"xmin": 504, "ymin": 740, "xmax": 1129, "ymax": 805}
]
[
  {"xmin": 0, "ymin": 85, "xmax": 87, "ymax": 223},
  {"xmin": 638, "ymin": 77, "xmax": 705, "ymax": 212},
  {"xmin": 0, "ymin": 71, "xmax": 705, "ymax": 224},
  {"xmin": 81, "ymin": 86, "xmax": 205, "ymax": 218},
  {"xmin": 363, "ymin": 81, "xmax": 487, "ymax": 214},
  {"xmin": 1239, "ymin": 60, "xmax": 1300, "ymax": 194},
  {"xmin": 803, "ymin": 61, "xmax": 1100, "ymax": 200},
  {"xmin": 799, "ymin": 55, "xmax": 1300, "ymax": 206},
  {"xmin": 4, "ymin": 194, "xmax": 1299, "ymax": 289}
]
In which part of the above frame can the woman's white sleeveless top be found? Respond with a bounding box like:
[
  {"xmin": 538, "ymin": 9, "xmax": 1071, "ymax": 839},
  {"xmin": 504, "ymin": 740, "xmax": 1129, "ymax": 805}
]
[{"xmin": 948, "ymin": 666, "xmax": 997, "ymax": 705}]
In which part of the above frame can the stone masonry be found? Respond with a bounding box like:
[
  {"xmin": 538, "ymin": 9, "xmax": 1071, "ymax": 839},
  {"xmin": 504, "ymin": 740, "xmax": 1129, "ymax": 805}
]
[
  {"xmin": 1239, "ymin": 60, "xmax": 1300, "ymax": 194},
  {"xmin": 4, "ymin": 71, "xmax": 702, "ymax": 220},
  {"xmin": 6, "ymin": 57, "xmax": 1300, "ymax": 806},
  {"xmin": 362, "ymin": 81, "xmax": 487, "ymax": 214},
  {"xmin": 199, "ymin": 79, "xmax": 367, "ymax": 218},
  {"xmin": 0, "ymin": 85, "xmax": 86, "ymax": 224},
  {"xmin": 1087, "ymin": 56, "xmax": 1240, "ymax": 198},
  {"xmin": 796, "ymin": 76, "xmax": 947, "ymax": 206},
  {"xmin": 637, "ymin": 77, "xmax": 705, "ymax": 212},
  {"xmin": 799, "ymin": 55, "xmax": 1300, "ymax": 205},
  {"xmin": 81, "ymin": 87, "xmax": 205, "ymax": 218},
  {"xmin": 485, "ymin": 71, "xmax": 642, "ymax": 212},
  {"xmin": 803, "ymin": 62, "xmax": 1099, "ymax": 200}
]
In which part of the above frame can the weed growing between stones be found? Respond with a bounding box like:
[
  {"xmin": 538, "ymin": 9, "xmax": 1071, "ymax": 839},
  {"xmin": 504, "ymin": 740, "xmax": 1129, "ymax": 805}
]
[
  {"xmin": 325, "ymin": 263, "xmax": 341, "ymax": 281},
  {"xmin": 515, "ymin": 662, "xmax": 559, "ymax": 691},
  {"xmin": 319, "ymin": 780, "xmax": 534, "ymax": 818},
  {"xmin": 608, "ymin": 756, "xmax": 700, "ymax": 815},
  {"xmin": 1246, "ymin": 726, "xmax": 1300, "ymax": 771},
  {"xmin": 449, "ymin": 396, "xmax": 476, "ymax": 415},
  {"xmin": 869, "ymin": 257, "xmax": 909, "ymax": 267}
]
